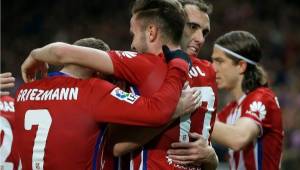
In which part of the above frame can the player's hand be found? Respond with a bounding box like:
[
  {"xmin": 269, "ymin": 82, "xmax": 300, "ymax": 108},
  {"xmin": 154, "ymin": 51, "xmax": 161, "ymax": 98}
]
[
  {"xmin": 0, "ymin": 72, "xmax": 15, "ymax": 96},
  {"xmin": 162, "ymin": 45, "xmax": 192, "ymax": 69},
  {"xmin": 167, "ymin": 132, "xmax": 218, "ymax": 168},
  {"xmin": 21, "ymin": 53, "xmax": 48, "ymax": 83},
  {"xmin": 172, "ymin": 83, "xmax": 202, "ymax": 119}
]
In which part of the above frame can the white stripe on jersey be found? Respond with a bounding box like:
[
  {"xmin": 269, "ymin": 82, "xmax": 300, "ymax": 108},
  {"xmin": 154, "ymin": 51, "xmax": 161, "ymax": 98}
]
[
  {"xmin": 138, "ymin": 150, "xmax": 144, "ymax": 170},
  {"xmin": 237, "ymin": 150, "xmax": 246, "ymax": 170},
  {"xmin": 130, "ymin": 153, "xmax": 134, "ymax": 170},
  {"xmin": 229, "ymin": 149, "xmax": 236, "ymax": 170},
  {"xmin": 254, "ymin": 140, "xmax": 259, "ymax": 170}
]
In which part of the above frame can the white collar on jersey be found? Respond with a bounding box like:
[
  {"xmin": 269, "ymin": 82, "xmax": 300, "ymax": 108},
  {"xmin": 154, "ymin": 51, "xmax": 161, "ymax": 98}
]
[{"xmin": 237, "ymin": 94, "xmax": 247, "ymax": 105}]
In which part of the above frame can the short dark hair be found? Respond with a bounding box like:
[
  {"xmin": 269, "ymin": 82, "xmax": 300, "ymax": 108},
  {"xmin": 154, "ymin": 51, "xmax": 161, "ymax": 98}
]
[
  {"xmin": 132, "ymin": 0, "xmax": 186, "ymax": 45},
  {"xmin": 179, "ymin": 0, "xmax": 213, "ymax": 14},
  {"xmin": 215, "ymin": 31, "xmax": 268, "ymax": 93},
  {"xmin": 73, "ymin": 37, "xmax": 110, "ymax": 51}
]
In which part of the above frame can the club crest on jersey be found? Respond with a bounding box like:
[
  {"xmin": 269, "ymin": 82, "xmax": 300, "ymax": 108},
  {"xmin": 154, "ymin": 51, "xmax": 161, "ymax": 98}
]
[{"xmin": 110, "ymin": 88, "xmax": 140, "ymax": 104}]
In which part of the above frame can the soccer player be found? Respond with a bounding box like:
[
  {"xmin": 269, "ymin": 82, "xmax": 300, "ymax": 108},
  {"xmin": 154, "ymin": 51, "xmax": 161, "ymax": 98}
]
[
  {"xmin": 20, "ymin": 0, "xmax": 218, "ymax": 169},
  {"xmin": 210, "ymin": 31, "xmax": 283, "ymax": 170},
  {"xmin": 0, "ymin": 72, "xmax": 20, "ymax": 170},
  {"xmin": 156, "ymin": 1, "xmax": 219, "ymax": 169},
  {"xmin": 115, "ymin": 0, "xmax": 218, "ymax": 169},
  {"xmin": 15, "ymin": 37, "xmax": 193, "ymax": 170}
]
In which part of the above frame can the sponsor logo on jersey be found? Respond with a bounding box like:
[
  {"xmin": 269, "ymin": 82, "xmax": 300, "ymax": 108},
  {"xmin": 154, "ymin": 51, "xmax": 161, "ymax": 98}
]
[
  {"xmin": 110, "ymin": 88, "xmax": 140, "ymax": 104},
  {"xmin": 246, "ymin": 101, "xmax": 267, "ymax": 120}
]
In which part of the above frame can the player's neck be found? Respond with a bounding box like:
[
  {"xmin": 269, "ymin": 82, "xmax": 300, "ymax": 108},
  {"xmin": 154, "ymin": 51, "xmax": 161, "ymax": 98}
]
[
  {"xmin": 167, "ymin": 44, "xmax": 181, "ymax": 51},
  {"xmin": 148, "ymin": 41, "xmax": 181, "ymax": 55},
  {"xmin": 60, "ymin": 66, "xmax": 93, "ymax": 79},
  {"xmin": 231, "ymin": 86, "xmax": 244, "ymax": 102},
  {"xmin": 230, "ymin": 77, "xmax": 244, "ymax": 101},
  {"xmin": 230, "ymin": 83, "xmax": 245, "ymax": 101}
]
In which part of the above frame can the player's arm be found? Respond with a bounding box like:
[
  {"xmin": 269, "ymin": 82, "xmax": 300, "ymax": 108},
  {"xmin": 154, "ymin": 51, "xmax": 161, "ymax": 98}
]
[
  {"xmin": 109, "ymin": 124, "xmax": 171, "ymax": 156},
  {"xmin": 21, "ymin": 42, "xmax": 114, "ymax": 82},
  {"xmin": 0, "ymin": 72, "xmax": 15, "ymax": 96},
  {"xmin": 211, "ymin": 118, "xmax": 260, "ymax": 151},
  {"xmin": 111, "ymin": 84, "xmax": 202, "ymax": 156},
  {"xmin": 94, "ymin": 58, "xmax": 189, "ymax": 126},
  {"xmin": 167, "ymin": 133, "xmax": 218, "ymax": 170}
]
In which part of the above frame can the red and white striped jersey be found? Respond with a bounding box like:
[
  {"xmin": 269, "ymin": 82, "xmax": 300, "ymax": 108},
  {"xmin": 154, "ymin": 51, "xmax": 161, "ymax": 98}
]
[
  {"xmin": 218, "ymin": 87, "xmax": 283, "ymax": 170},
  {"xmin": 101, "ymin": 52, "xmax": 217, "ymax": 170},
  {"xmin": 14, "ymin": 61, "xmax": 187, "ymax": 170}
]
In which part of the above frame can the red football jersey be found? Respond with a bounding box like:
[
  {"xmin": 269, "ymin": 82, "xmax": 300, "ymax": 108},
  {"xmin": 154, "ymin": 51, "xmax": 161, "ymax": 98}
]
[
  {"xmin": 218, "ymin": 87, "xmax": 283, "ymax": 170},
  {"xmin": 0, "ymin": 95, "xmax": 20, "ymax": 170},
  {"xmin": 101, "ymin": 52, "xmax": 217, "ymax": 170},
  {"xmin": 14, "ymin": 63, "xmax": 187, "ymax": 170}
]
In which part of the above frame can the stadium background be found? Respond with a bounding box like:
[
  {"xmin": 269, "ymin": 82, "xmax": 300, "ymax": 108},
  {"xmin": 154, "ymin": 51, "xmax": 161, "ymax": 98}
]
[{"xmin": 2, "ymin": 0, "xmax": 300, "ymax": 169}]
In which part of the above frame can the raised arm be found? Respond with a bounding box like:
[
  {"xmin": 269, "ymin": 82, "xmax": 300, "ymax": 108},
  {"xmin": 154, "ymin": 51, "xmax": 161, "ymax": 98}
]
[{"xmin": 21, "ymin": 42, "xmax": 114, "ymax": 82}]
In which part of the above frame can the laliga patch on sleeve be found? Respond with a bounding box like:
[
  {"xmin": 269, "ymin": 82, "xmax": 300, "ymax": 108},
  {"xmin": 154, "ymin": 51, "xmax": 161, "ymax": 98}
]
[{"xmin": 110, "ymin": 88, "xmax": 140, "ymax": 104}]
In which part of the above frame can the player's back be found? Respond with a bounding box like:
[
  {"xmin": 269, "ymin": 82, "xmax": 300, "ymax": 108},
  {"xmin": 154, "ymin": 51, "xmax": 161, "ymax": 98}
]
[
  {"xmin": 15, "ymin": 75, "xmax": 113, "ymax": 170},
  {"xmin": 1, "ymin": 95, "xmax": 20, "ymax": 170},
  {"xmin": 108, "ymin": 51, "xmax": 168, "ymax": 96},
  {"xmin": 132, "ymin": 56, "xmax": 217, "ymax": 169}
]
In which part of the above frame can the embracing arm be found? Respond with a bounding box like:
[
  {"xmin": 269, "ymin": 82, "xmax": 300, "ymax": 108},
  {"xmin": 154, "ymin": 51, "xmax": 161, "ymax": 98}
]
[
  {"xmin": 110, "ymin": 85, "xmax": 202, "ymax": 156},
  {"xmin": 167, "ymin": 133, "xmax": 218, "ymax": 170},
  {"xmin": 211, "ymin": 118, "xmax": 260, "ymax": 151},
  {"xmin": 110, "ymin": 123, "xmax": 172, "ymax": 156},
  {"xmin": 22, "ymin": 42, "xmax": 114, "ymax": 82}
]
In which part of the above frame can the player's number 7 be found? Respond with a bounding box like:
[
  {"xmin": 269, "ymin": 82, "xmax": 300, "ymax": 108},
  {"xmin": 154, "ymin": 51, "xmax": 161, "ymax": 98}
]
[
  {"xmin": 179, "ymin": 86, "xmax": 215, "ymax": 142},
  {"xmin": 25, "ymin": 109, "xmax": 52, "ymax": 170}
]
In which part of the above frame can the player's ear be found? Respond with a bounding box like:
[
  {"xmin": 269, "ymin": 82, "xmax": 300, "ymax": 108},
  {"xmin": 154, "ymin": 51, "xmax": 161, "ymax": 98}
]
[
  {"xmin": 147, "ymin": 24, "xmax": 158, "ymax": 42},
  {"xmin": 238, "ymin": 60, "xmax": 247, "ymax": 74}
]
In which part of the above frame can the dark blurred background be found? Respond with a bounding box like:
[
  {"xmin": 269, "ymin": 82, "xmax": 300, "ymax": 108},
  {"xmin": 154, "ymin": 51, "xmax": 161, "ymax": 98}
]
[{"xmin": 2, "ymin": 0, "xmax": 300, "ymax": 169}]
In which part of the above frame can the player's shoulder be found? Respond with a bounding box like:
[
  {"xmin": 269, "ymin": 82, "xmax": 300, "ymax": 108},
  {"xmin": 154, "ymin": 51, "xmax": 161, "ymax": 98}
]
[
  {"xmin": 0, "ymin": 95, "xmax": 14, "ymax": 102},
  {"xmin": 189, "ymin": 56, "xmax": 216, "ymax": 82},
  {"xmin": 246, "ymin": 87, "xmax": 276, "ymax": 102},
  {"xmin": 243, "ymin": 87, "xmax": 280, "ymax": 110},
  {"xmin": 241, "ymin": 87, "xmax": 281, "ymax": 121},
  {"xmin": 88, "ymin": 77, "xmax": 114, "ymax": 88},
  {"xmin": 191, "ymin": 56, "xmax": 215, "ymax": 73},
  {"xmin": 19, "ymin": 76, "xmax": 73, "ymax": 89},
  {"xmin": 191, "ymin": 56, "xmax": 212, "ymax": 66},
  {"xmin": 109, "ymin": 50, "xmax": 156, "ymax": 60}
]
